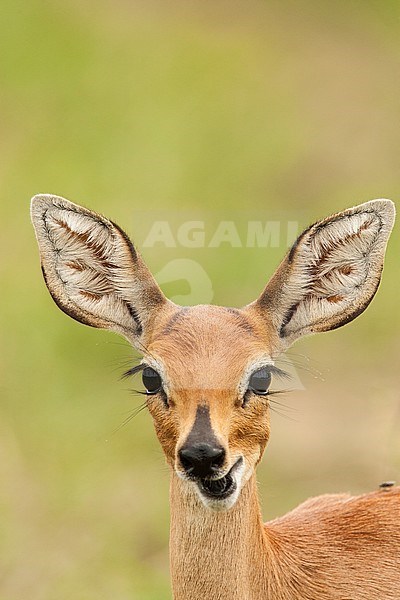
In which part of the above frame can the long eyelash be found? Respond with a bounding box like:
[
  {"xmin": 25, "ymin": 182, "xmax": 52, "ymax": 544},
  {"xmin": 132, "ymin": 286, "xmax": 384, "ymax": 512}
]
[
  {"xmin": 121, "ymin": 363, "xmax": 147, "ymax": 380},
  {"xmin": 109, "ymin": 342, "xmax": 166, "ymax": 438},
  {"xmin": 94, "ymin": 339, "xmax": 142, "ymax": 375},
  {"xmin": 244, "ymin": 365, "xmax": 293, "ymax": 405},
  {"xmin": 99, "ymin": 335, "xmax": 163, "ymax": 380},
  {"xmin": 122, "ymin": 367, "xmax": 168, "ymax": 407},
  {"xmin": 268, "ymin": 365, "xmax": 292, "ymax": 381}
]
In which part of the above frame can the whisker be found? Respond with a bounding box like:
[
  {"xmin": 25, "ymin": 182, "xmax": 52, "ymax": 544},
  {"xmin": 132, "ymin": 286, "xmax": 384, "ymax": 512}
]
[
  {"xmin": 269, "ymin": 389, "xmax": 298, "ymax": 396},
  {"xmin": 268, "ymin": 397, "xmax": 298, "ymax": 413},
  {"xmin": 269, "ymin": 405, "xmax": 299, "ymax": 422},
  {"xmin": 127, "ymin": 387, "xmax": 147, "ymax": 395},
  {"xmin": 121, "ymin": 364, "xmax": 147, "ymax": 380},
  {"xmin": 285, "ymin": 350, "xmax": 328, "ymax": 369},
  {"xmin": 134, "ymin": 338, "xmax": 160, "ymax": 364},
  {"xmin": 109, "ymin": 401, "xmax": 148, "ymax": 436},
  {"xmin": 275, "ymin": 353, "xmax": 325, "ymax": 380},
  {"xmin": 97, "ymin": 340, "xmax": 131, "ymax": 347},
  {"xmin": 108, "ymin": 359, "xmax": 141, "ymax": 374}
]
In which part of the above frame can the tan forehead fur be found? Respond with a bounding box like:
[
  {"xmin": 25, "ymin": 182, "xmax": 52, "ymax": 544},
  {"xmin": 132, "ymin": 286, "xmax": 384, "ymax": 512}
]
[{"xmin": 146, "ymin": 304, "xmax": 276, "ymax": 391}]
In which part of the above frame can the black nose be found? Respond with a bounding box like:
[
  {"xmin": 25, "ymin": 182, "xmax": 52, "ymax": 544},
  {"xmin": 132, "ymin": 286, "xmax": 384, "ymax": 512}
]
[{"xmin": 179, "ymin": 443, "xmax": 225, "ymax": 478}]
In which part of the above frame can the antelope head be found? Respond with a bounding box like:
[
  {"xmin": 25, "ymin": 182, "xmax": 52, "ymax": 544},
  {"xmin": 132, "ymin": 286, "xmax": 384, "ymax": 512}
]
[{"xmin": 31, "ymin": 195, "xmax": 395, "ymax": 511}]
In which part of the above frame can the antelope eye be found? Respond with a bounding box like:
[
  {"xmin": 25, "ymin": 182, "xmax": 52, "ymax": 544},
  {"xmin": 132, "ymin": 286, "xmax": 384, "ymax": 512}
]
[
  {"xmin": 142, "ymin": 367, "xmax": 163, "ymax": 394},
  {"xmin": 248, "ymin": 368, "xmax": 272, "ymax": 395}
]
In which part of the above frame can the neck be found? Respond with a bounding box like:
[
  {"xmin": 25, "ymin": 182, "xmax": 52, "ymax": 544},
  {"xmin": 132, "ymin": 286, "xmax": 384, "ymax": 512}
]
[{"xmin": 169, "ymin": 472, "xmax": 271, "ymax": 600}]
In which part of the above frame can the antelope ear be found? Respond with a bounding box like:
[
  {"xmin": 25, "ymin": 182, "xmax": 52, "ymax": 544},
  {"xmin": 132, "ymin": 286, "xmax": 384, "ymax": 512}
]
[
  {"xmin": 246, "ymin": 199, "xmax": 395, "ymax": 350},
  {"xmin": 31, "ymin": 194, "xmax": 168, "ymax": 345}
]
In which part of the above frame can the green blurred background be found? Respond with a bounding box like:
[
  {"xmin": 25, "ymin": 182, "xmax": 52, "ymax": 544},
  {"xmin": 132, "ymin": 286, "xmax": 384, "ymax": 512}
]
[{"xmin": 1, "ymin": 1, "xmax": 399, "ymax": 598}]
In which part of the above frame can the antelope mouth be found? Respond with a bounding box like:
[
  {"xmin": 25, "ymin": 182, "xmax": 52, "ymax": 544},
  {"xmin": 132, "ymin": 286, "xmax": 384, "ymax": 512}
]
[{"xmin": 198, "ymin": 457, "xmax": 243, "ymax": 500}]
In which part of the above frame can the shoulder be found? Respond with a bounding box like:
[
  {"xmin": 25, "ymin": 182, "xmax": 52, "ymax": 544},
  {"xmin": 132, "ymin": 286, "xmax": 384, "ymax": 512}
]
[{"xmin": 266, "ymin": 486, "xmax": 400, "ymax": 540}]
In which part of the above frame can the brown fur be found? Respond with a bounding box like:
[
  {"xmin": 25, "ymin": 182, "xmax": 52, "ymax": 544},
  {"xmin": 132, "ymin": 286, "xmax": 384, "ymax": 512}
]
[
  {"xmin": 31, "ymin": 195, "xmax": 398, "ymax": 600},
  {"xmin": 170, "ymin": 475, "xmax": 400, "ymax": 600},
  {"xmin": 149, "ymin": 304, "xmax": 400, "ymax": 599}
]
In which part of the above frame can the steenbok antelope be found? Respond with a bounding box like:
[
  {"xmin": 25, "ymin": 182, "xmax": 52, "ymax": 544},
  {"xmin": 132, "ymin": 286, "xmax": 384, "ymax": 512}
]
[{"xmin": 31, "ymin": 195, "xmax": 399, "ymax": 600}]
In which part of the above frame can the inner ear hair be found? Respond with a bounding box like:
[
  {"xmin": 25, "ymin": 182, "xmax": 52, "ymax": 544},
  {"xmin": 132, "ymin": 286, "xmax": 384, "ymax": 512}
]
[
  {"xmin": 248, "ymin": 199, "xmax": 395, "ymax": 347},
  {"xmin": 31, "ymin": 194, "xmax": 167, "ymax": 345}
]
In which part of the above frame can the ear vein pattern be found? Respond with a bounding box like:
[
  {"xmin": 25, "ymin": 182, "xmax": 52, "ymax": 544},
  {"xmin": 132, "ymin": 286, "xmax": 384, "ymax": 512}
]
[
  {"xmin": 31, "ymin": 194, "xmax": 170, "ymax": 343},
  {"xmin": 31, "ymin": 194, "xmax": 398, "ymax": 600},
  {"xmin": 276, "ymin": 201, "xmax": 394, "ymax": 342}
]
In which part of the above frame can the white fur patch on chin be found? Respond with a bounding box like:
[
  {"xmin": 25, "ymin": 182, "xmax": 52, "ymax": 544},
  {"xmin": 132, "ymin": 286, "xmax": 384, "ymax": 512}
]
[
  {"xmin": 195, "ymin": 483, "xmax": 241, "ymax": 512},
  {"xmin": 194, "ymin": 459, "xmax": 247, "ymax": 512}
]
